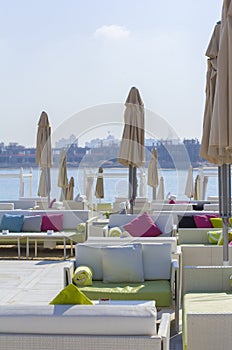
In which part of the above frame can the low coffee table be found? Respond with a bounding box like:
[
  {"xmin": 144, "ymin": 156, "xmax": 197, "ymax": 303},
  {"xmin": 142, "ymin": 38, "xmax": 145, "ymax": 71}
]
[{"xmin": 23, "ymin": 231, "xmax": 74, "ymax": 260}]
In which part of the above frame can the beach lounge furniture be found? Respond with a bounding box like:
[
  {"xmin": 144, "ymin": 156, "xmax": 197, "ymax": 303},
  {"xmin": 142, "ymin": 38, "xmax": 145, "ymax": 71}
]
[
  {"xmin": 0, "ymin": 303, "xmax": 170, "ymax": 350},
  {"xmin": 182, "ymin": 265, "xmax": 232, "ymax": 350},
  {"xmin": 0, "ymin": 260, "xmax": 170, "ymax": 350},
  {"xmin": 64, "ymin": 241, "xmax": 180, "ymax": 332},
  {"xmin": 0, "ymin": 209, "xmax": 90, "ymax": 257}
]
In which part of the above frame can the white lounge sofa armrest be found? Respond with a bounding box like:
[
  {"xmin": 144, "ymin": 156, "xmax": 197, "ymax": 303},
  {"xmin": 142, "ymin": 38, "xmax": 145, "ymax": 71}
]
[
  {"xmin": 158, "ymin": 313, "xmax": 171, "ymax": 350},
  {"xmin": 64, "ymin": 261, "xmax": 75, "ymax": 287},
  {"xmin": 172, "ymin": 224, "xmax": 177, "ymax": 237},
  {"xmin": 171, "ymin": 259, "xmax": 180, "ymax": 333},
  {"xmin": 171, "ymin": 259, "xmax": 179, "ymax": 292},
  {"xmin": 85, "ymin": 215, "xmax": 102, "ymax": 238},
  {"xmin": 102, "ymin": 224, "xmax": 109, "ymax": 237}
]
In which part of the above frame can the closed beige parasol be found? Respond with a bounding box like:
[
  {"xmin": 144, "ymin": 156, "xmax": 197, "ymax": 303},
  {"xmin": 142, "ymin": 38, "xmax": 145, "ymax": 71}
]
[
  {"xmin": 66, "ymin": 176, "xmax": 75, "ymax": 200},
  {"xmin": 200, "ymin": 0, "xmax": 232, "ymax": 264},
  {"xmin": 36, "ymin": 111, "xmax": 52, "ymax": 205},
  {"xmin": 58, "ymin": 149, "xmax": 68, "ymax": 200},
  {"xmin": 95, "ymin": 167, "xmax": 104, "ymax": 199},
  {"xmin": 118, "ymin": 87, "xmax": 145, "ymax": 213},
  {"xmin": 147, "ymin": 148, "xmax": 159, "ymax": 200}
]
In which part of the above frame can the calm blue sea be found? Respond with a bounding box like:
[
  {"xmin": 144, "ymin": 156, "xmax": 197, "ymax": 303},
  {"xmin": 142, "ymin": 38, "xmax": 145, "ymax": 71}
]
[{"xmin": 0, "ymin": 167, "xmax": 218, "ymax": 203}]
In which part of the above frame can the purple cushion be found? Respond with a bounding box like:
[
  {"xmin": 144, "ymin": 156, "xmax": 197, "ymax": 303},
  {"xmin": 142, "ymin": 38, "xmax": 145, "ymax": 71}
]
[
  {"xmin": 41, "ymin": 214, "xmax": 63, "ymax": 232},
  {"xmin": 193, "ymin": 215, "xmax": 213, "ymax": 228},
  {"xmin": 123, "ymin": 212, "xmax": 162, "ymax": 237}
]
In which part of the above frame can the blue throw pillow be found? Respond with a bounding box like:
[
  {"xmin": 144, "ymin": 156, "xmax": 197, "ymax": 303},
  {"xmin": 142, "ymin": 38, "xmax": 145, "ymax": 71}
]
[{"xmin": 0, "ymin": 214, "xmax": 24, "ymax": 232}]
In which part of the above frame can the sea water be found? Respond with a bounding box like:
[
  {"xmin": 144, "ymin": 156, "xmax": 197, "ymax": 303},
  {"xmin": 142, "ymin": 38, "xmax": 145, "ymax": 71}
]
[{"xmin": 0, "ymin": 167, "xmax": 218, "ymax": 202}]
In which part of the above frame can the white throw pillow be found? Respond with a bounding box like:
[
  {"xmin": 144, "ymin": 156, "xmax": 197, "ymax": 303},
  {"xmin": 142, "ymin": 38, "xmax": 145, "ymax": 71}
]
[
  {"xmin": 142, "ymin": 243, "xmax": 172, "ymax": 280},
  {"xmin": 102, "ymin": 244, "xmax": 144, "ymax": 283},
  {"xmin": 75, "ymin": 244, "xmax": 103, "ymax": 280}
]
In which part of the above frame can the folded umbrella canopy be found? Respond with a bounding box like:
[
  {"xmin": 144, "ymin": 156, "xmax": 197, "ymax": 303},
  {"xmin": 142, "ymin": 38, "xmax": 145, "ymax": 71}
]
[
  {"xmin": 58, "ymin": 149, "xmax": 69, "ymax": 201},
  {"xmin": 200, "ymin": 1, "xmax": 232, "ymax": 264},
  {"xmin": 184, "ymin": 166, "xmax": 194, "ymax": 200},
  {"xmin": 95, "ymin": 167, "xmax": 104, "ymax": 200},
  {"xmin": 118, "ymin": 87, "xmax": 145, "ymax": 213},
  {"xmin": 156, "ymin": 176, "xmax": 165, "ymax": 201},
  {"xmin": 36, "ymin": 111, "xmax": 52, "ymax": 205},
  {"xmin": 147, "ymin": 148, "xmax": 159, "ymax": 200},
  {"xmin": 66, "ymin": 176, "xmax": 75, "ymax": 200}
]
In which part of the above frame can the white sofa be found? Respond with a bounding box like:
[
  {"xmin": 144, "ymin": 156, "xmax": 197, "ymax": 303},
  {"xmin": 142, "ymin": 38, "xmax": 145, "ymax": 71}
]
[
  {"xmin": 182, "ymin": 265, "xmax": 232, "ymax": 350},
  {"xmin": 0, "ymin": 210, "xmax": 91, "ymax": 256},
  {"xmin": 65, "ymin": 241, "xmax": 180, "ymax": 333},
  {"xmin": 104, "ymin": 213, "xmax": 174, "ymax": 237},
  {"xmin": 0, "ymin": 303, "xmax": 170, "ymax": 350}
]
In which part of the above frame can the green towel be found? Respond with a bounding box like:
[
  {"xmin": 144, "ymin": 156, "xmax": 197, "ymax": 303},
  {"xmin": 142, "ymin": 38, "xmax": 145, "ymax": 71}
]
[
  {"xmin": 50, "ymin": 284, "xmax": 93, "ymax": 305},
  {"xmin": 73, "ymin": 265, "xmax": 93, "ymax": 286},
  {"xmin": 109, "ymin": 227, "xmax": 122, "ymax": 237}
]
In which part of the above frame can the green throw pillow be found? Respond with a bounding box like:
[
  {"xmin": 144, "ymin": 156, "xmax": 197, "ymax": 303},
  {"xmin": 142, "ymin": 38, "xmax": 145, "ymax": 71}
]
[
  {"xmin": 217, "ymin": 231, "xmax": 232, "ymax": 246},
  {"xmin": 210, "ymin": 218, "xmax": 223, "ymax": 228},
  {"xmin": 50, "ymin": 283, "xmax": 93, "ymax": 305},
  {"xmin": 77, "ymin": 223, "xmax": 86, "ymax": 233},
  {"xmin": 207, "ymin": 230, "xmax": 222, "ymax": 244}
]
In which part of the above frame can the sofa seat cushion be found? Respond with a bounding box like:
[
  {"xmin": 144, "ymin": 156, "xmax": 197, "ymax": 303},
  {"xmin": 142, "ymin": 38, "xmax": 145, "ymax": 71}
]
[
  {"xmin": 78, "ymin": 280, "xmax": 172, "ymax": 307},
  {"xmin": 63, "ymin": 230, "xmax": 86, "ymax": 243},
  {"xmin": 0, "ymin": 302, "xmax": 157, "ymax": 336},
  {"xmin": 183, "ymin": 292, "xmax": 232, "ymax": 350}
]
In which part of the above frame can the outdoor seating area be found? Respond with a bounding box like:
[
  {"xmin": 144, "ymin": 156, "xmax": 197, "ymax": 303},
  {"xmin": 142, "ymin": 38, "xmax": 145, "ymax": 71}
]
[
  {"xmin": 0, "ymin": 260, "xmax": 170, "ymax": 350},
  {"xmin": 0, "ymin": 209, "xmax": 90, "ymax": 258},
  {"xmin": 64, "ymin": 241, "xmax": 180, "ymax": 333}
]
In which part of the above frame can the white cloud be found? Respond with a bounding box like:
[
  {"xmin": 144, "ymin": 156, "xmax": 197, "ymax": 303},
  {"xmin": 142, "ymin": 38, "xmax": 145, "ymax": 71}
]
[{"xmin": 94, "ymin": 25, "xmax": 131, "ymax": 40}]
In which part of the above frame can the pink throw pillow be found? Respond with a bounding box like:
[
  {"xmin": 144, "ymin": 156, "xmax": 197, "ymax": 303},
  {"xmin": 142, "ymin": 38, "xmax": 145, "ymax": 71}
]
[
  {"xmin": 123, "ymin": 212, "xmax": 162, "ymax": 237},
  {"xmin": 41, "ymin": 214, "xmax": 63, "ymax": 232},
  {"xmin": 193, "ymin": 215, "xmax": 213, "ymax": 228}
]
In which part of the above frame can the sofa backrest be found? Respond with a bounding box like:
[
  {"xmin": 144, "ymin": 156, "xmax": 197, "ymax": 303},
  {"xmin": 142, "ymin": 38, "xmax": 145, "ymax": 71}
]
[
  {"xmin": 0, "ymin": 302, "xmax": 157, "ymax": 336},
  {"xmin": 75, "ymin": 242, "xmax": 172, "ymax": 281},
  {"xmin": 108, "ymin": 213, "xmax": 174, "ymax": 236},
  {"xmin": 86, "ymin": 236, "xmax": 177, "ymax": 253},
  {"xmin": 0, "ymin": 210, "xmax": 90, "ymax": 230},
  {"xmin": 0, "ymin": 203, "xmax": 14, "ymax": 210},
  {"xmin": 183, "ymin": 266, "xmax": 232, "ymax": 295}
]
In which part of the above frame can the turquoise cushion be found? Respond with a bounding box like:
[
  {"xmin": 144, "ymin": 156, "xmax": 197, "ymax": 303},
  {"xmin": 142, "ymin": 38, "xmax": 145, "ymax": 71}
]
[
  {"xmin": 78, "ymin": 280, "xmax": 172, "ymax": 307},
  {"xmin": 0, "ymin": 214, "xmax": 24, "ymax": 232}
]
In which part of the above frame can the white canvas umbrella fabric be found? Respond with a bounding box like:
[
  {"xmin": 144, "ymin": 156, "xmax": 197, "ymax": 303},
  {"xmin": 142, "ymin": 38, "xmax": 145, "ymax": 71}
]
[
  {"xmin": 184, "ymin": 166, "xmax": 194, "ymax": 200},
  {"xmin": 36, "ymin": 111, "xmax": 52, "ymax": 204},
  {"xmin": 118, "ymin": 87, "xmax": 145, "ymax": 213},
  {"xmin": 147, "ymin": 148, "xmax": 159, "ymax": 200},
  {"xmin": 200, "ymin": 0, "xmax": 232, "ymax": 264},
  {"xmin": 194, "ymin": 175, "xmax": 200, "ymax": 200},
  {"xmin": 156, "ymin": 176, "xmax": 165, "ymax": 200},
  {"xmin": 200, "ymin": 21, "xmax": 221, "ymax": 163},
  {"xmin": 58, "ymin": 149, "xmax": 68, "ymax": 200}
]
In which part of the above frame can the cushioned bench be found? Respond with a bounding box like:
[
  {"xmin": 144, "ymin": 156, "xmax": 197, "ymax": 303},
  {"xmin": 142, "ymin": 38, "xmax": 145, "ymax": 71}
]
[
  {"xmin": 65, "ymin": 241, "xmax": 180, "ymax": 332},
  {"xmin": 0, "ymin": 210, "xmax": 90, "ymax": 255},
  {"xmin": 0, "ymin": 303, "xmax": 170, "ymax": 350},
  {"xmin": 182, "ymin": 266, "xmax": 232, "ymax": 350}
]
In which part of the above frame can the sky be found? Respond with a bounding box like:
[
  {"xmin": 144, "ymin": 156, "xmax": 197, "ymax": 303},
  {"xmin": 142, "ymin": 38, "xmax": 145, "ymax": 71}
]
[{"xmin": 0, "ymin": 0, "xmax": 223, "ymax": 147}]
